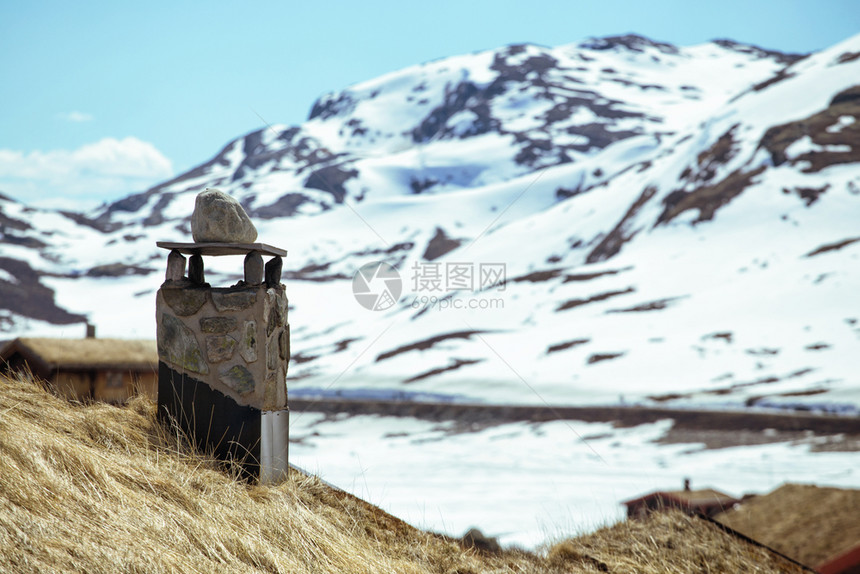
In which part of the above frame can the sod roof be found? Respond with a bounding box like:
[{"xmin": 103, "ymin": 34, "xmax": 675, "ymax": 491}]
[
  {"xmin": 1, "ymin": 337, "xmax": 157, "ymax": 371},
  {"xmin": 716, "ymin": 482, "xmax": 860, "ymax": 568}
]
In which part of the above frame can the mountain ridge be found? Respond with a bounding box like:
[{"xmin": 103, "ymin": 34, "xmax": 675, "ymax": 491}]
[{"xmin": 1, "ymin": 32, "xmax": 858, "ymax": 412}]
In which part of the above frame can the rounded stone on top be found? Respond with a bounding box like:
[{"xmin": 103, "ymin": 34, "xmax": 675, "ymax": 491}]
[{"xmin": 191, "ymin": 188, "xmax": 258, "ymax": 244}]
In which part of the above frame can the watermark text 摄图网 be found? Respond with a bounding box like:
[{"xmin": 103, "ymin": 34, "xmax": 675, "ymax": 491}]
[{"xmin": 411, "ymin": 261, "xmax": 506, "ymax": 292}]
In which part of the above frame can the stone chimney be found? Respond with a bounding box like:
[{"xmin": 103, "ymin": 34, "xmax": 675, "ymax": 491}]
[
  {"xmin": 155, "ymin": 189, "xmax": 289, "ymax": 483},
  {"xmin": 85, "ymin": 323, "xmax": 96, "ymax": 338}
]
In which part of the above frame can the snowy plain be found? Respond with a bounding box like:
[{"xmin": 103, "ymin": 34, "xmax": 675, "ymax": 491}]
[{"xmin": 289, "ymin": 412, "xmax": 860, "ymax": 549}]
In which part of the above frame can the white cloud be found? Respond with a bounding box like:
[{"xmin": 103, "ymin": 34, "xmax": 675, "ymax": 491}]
[
  {"xmin": 58, "ymin": 111, "xmax": 94, "ymax": 122},
  {"xmin": 0, "ymin": 137, "xmax": 173, "ymax": 210}
]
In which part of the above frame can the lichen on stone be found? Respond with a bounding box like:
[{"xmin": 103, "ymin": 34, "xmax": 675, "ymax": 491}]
[
  {"xmin": 278, "ymin": 327, "xmax": 290, "ymax": 361},
  {"xmin": 158, "ymin": 313, "xmax": 209, "ymax": 375},
  {"xmin": 219, "ymin": 364, "xmax": 255, "ymax": 395},
  {"xmin": 212, "ymin": 288, "xmax": 257, "ymax": 312},
  {"xmin": 161, "ymin": 287, "xmax": 208, "ymax": 317},
  {"xmin": 239, "ymin": 320, "xmax": 258, "ymax": 363},
  {"xmin": 206, "ymin": 335, "xmax": 237, "ymax": 363},
  {"xmin": 200, "ymin": 316, "xmax": 238, "ymax": 334}
]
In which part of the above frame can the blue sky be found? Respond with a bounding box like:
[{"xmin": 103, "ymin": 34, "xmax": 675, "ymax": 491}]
[{"xmin": 1, "ymin": 0, "xmax": 858, "ymax": 209}]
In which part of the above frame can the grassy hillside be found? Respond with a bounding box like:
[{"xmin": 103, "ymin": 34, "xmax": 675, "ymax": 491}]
[
  {"xmin": 0, "ymin": 371, "xmax": 809, "ymax": 573},
  {"xmin": 717, "ymin": 483, "xmax": 860, "ymax": 568}
]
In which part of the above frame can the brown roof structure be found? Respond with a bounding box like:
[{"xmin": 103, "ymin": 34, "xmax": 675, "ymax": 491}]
[
  {"xmin": 625, "ymin": 487, "xmax": 738, "ymax": 507},
  {"xmin": 622, "ymin": 484, "xmax": 740, "ymax": 519},
  {"xmin": 716, "ymin": 483, "xmax": 860, "ymax": 572},
  {"xmin": 1, "ymin": 337, "xmax": 157, "ymax": 372}
]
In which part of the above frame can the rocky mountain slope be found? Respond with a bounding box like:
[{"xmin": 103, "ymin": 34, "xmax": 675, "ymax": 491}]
[{"xmin": 2, "ymin": 33, "xmax": 859, "ymax": 410}]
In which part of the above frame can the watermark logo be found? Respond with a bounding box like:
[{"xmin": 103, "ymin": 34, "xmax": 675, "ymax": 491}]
[
  {"xmin": 352, "ymin": 261, "xmax": 402, "ymax": 311},
  {"xmin": 353, "ymin": 260, "xmax": 506, "ymax": 311}
]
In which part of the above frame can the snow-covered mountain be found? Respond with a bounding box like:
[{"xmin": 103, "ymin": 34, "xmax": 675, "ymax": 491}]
[{"xmin": 2, "ymin": 33, "xmax": 859, "ymax": 411}]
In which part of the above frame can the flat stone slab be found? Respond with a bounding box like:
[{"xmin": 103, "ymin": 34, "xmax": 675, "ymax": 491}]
[{"xmin": 157, "ymin": 242, "xmax": 287, "ymax": 257}]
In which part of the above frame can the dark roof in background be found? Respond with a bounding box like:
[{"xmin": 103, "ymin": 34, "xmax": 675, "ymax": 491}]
[{"xmin": 623, "ymin": 488, "xmax": 739, "ymax": 507}]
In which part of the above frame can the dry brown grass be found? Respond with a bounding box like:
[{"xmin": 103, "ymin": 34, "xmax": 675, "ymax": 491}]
[
  {"xmin": 717, "ymin": 483, "xmax": 860, "ymax": 567},
  {"xmin": 0, "ymin": 370, "xmax": 543, "ymax": 573},
  {"xmin": 547, "ymin": 510, "xmax": 810, "ymax": 573},
  {"xmin": 0, "ymin": 371, "xmax": 812, "ymax": 573}
]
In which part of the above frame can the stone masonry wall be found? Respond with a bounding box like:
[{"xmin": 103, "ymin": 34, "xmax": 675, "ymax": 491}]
[{"xmin": 156, "ymin": 283, "xmax": 289, "ymax": 411}]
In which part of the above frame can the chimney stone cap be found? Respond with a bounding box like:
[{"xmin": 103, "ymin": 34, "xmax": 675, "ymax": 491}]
[{"xmin": 157, "ymin": 241, "xmax": 287, "ymax": 258}]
